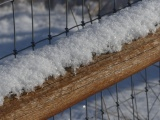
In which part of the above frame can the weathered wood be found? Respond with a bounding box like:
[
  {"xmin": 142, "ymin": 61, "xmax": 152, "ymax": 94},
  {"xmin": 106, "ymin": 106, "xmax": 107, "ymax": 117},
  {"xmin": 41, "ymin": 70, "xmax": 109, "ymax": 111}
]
[{"xmin": 0, "ymin": 29, "xmax": 160, "ymax": 120}]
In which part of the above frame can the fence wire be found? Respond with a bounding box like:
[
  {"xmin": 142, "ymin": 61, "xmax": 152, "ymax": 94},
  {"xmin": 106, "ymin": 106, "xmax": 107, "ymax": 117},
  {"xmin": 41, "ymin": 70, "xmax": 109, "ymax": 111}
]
[
  {"xmin": 0, "ymin": 0, "xmax": 141, "ymax": 61},
  {"xmin": 0, "ymin": 0, "xmax": 159, "ymax": 119},
  {"xmin": 50, "ymin": 62, "xmax": 160, "ymax": 120}
]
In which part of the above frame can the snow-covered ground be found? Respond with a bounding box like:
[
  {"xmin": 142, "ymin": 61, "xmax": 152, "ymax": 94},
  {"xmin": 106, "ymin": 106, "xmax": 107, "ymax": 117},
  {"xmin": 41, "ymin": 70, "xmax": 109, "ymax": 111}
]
[{"xmin": 0, "ymin": 1, "xmax": 160, "ymax": 119}]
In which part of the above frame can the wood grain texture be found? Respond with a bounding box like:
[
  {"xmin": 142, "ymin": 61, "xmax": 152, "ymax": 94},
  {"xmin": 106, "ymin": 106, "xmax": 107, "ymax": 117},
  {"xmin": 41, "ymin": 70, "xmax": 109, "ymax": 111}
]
[{"xmin": 0, "ymin": 29, "xmax": 160, "ymax": 120}]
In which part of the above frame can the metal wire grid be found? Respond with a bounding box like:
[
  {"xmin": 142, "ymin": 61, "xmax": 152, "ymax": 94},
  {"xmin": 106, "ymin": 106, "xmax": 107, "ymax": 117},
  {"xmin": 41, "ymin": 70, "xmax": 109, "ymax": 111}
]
[
  {"xmin": 50, "ymin": 62, "xmax": 160, "ymax": 120},
  {"xmin": 0, "ymin": 0, "xmax": 141, "ymax": 60},
  {"xmin": 0, "ymin": 0, "xmax": 158, "ymax": 119}
]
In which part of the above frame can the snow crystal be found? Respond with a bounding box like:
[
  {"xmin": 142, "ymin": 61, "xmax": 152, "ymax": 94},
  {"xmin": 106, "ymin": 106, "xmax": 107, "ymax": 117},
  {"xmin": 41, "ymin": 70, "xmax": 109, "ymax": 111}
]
[{"xmin": 0, "ymin": 0, "xmax": 160, "ymax": 105}]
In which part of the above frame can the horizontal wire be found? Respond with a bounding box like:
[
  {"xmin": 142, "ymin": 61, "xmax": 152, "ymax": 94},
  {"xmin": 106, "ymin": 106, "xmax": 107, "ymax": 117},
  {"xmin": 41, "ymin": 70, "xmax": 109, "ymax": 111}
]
[
  {"xmin": 153, "ymin": 64, "xmax": 160, "ymax": 68},
  {"xmin": 0, "ymin": 0, "xmax": 142, "ymax": 61},
  {"xmin": 0, "ymin": 0, "xmax": 13, "ymax": 6}
]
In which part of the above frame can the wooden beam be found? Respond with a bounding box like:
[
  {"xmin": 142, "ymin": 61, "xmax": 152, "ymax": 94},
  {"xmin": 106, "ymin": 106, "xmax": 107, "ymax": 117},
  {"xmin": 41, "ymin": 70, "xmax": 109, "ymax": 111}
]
[{"xmin": 0, "ymin": 29, "xmax": 160, "ymax": 120}]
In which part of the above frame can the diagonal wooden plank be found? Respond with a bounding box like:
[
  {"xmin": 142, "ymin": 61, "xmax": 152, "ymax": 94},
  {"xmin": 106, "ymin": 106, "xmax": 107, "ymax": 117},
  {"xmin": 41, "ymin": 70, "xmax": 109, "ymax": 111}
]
[{"xmin": 0, "ymin": 29, "xmax": 160, "ymax": 120}]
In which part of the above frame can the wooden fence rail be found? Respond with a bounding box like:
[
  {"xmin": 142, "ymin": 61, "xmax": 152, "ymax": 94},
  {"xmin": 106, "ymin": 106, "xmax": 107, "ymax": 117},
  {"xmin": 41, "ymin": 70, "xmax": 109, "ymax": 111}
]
[{"xmin": 0, "ymin": 29, "xmax": 160, "ymax": 120}]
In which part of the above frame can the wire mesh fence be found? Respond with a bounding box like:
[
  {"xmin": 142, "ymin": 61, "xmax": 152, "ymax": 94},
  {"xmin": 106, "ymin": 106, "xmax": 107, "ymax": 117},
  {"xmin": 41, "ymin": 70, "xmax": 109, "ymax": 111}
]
[
  {"xmin": 0, "ymin": 1, "xmax": 159, "ymax": 119},
  {"xmin": 49, "ymin": 62, "xmax": 160, "ymax": 120},
  {"xmin": 0, "ymin": 0, "xmax": 141, "ymax": 61}
]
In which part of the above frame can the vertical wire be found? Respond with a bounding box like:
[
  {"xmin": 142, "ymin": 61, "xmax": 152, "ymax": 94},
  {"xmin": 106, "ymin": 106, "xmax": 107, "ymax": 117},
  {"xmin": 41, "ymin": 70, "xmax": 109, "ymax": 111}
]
[
  {"xmin": 108, "ymin": 89, "xmax": 126, "ymax": 120},
  {"xmin": 70, "ymin": 8, "xmax": 79, "ymax": 30},
  {"xmin": 133, "ymin": 84, "xmax": 139, "ymax": 119},
  {"xmin": 116, "ymin": 83, "xmax": 120, "ymax": 120},
  {"xmin": 70, "ymin": 107, "xmax": 72, "ymax": 120},
  {"xmin": 81, "ymin": 0, "xmax": 85, "ymax": 28},
  {"xmin": 113, "ymin": 0, "xmax": 116, "ymax": 13},
  {"xmin": 101, "ymin": 91, "xmax": 104, "ymax": 120},
  {"xmin": 102, "ymin": 95, "xmax": 111, "ymax": 120},
  {"xmin": 131, "ymin": 76, "xmax": 135, "ymax": 120},
  {"xmin": 85, "ymin": 4, "xmax": 92, "ymax": 24},
  {"xmin": 11, "ymin": 0, "xmax": 17, "ymax": 58},
  {"xmin": 128, "ymin": 0, "xmax": 131, "ymax": 6},
  {"xmin": 148, "ymin": 88, "xmax": 160, "ymax": 115},
  {"xmin": 85, "ymin": 99, "xmax": 88, "ymax": 120},
  {"xmin": 82, "ymin": 0, "xmax": 84, "ymax": 22},
  {"xmin": 98, "ymin": 0, "xmax": 101, "ymax": 21},
  {"xmin": 31, "ymin": 0, "xmax": 35, "ymax": 50},
  {"xmin": 48, "ymin": 0, "xmax": 51, "ymax": 35},
  {"xmin": 65, "ymin": 0, "xmax": 69, "ymax": 36},
  {"xmin": 145, "ymin": 69, "xmax": 149, "ymax": 120},
  {"xmin": 95, "ymin": 94, "xmax": 97, "ymax": 120},
  {"xmin": 48, "ymin": 0, "xmax": 52, "ymax": 44}
]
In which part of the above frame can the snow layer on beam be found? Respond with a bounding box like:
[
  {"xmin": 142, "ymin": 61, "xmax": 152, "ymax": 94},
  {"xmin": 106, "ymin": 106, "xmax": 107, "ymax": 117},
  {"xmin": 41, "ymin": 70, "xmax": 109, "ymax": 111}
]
[{"xmin": 0, "ymin": 0, "xmax": 160, "ymax": 105}]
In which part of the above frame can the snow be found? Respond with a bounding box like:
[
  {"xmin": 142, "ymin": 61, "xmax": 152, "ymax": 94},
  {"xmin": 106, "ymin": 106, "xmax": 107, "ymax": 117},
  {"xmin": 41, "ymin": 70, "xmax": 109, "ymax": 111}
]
[
  {"xmin": 0, "ymin": 0, "xmax": 160, "ymax": 106},
  {"xmin": 0, "ymin": 2, "xmax": 82, "ymax": 57}
]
